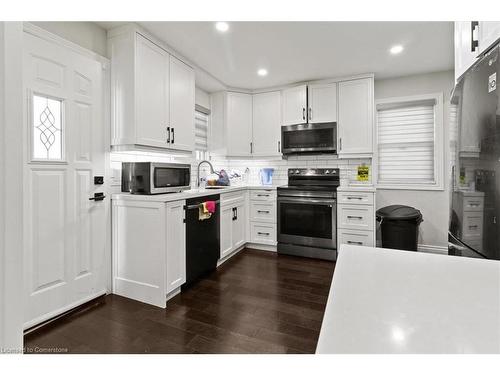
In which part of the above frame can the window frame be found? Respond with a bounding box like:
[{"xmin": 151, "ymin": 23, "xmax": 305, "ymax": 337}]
[
  {"xmin": 374, "ymin": 92, "xmax": 444, "ymax": 191},
  {"xmin": 29, "ymin": 90, "xmax": 67, "ymax": 164}
]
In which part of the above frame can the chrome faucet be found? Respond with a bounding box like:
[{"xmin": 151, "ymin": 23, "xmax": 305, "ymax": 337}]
[{"xmin": 197, "ymin": 160, "xmax": 215, "ymax": 187}]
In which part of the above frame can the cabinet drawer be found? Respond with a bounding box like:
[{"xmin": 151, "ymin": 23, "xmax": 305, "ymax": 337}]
[
  {"xmin": 221, "ymin": 191, "xmax": 246, "ymax": 207},
  {"xmin": 462, "ymin": 213, "xmax": 483, "ymax": 237},
  {"xmin": 250, "ymin": 189, "xmax": 276, "ymax": 202},
  {"xmin": 250, "ymin": 202, "xmax": 276, "ymax": 223},
  {"xmin": 338, "ymin": 191, "xmax": 374, "ymax": 205},
  {"xmin": 462, "ymin": 196, "xmax": 484, "ymax": 212},
  {"xmin": 338, "ymin": 205, "xmax": 374, "ymax": 230},
  {"xmin": 338, "ymin": 229, "xmax": 374, "ymax": 248},
  {"xmin": 250, "ymin": 222, "xmax": 276, "ymax": 245}
]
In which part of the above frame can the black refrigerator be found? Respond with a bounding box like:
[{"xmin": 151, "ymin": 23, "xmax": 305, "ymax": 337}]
[{"xmin": 449, "ymin": 43, "xmax": 500, "ymax": 260}]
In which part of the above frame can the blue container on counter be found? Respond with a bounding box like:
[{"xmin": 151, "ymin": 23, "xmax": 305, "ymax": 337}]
[{"xmin": 259, "ymin": 168, "xmax": 274, "ymax": 186}]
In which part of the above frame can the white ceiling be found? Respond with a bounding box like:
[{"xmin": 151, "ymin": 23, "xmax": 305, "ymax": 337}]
[{"xmin": 100, "ymin": 22, "xmax": 454, "ymax": 92}]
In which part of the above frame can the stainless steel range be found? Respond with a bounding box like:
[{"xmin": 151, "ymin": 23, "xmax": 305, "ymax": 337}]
[{"xmin": 277, "ymin": 168, "xmax": 339, "ymax": 261}]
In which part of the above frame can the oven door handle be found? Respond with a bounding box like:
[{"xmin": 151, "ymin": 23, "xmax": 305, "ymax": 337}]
[{"xmin": 278, "ymin": 197, "xmax": 336, "ymax": 205}]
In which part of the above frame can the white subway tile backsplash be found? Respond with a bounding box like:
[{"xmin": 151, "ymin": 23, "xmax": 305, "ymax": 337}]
[{"xmin": 110, "ymin": 151, "xmax": 372, "ymax": 189}]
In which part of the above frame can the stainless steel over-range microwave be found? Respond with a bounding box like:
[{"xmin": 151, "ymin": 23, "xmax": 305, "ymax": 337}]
[
  {"xmin": 121, "ymin": 162, "xmax": 191, "ymax": 195},
  {"xmin": 281, "ymin": 122, "xmax": 337, "ymax": 155}
]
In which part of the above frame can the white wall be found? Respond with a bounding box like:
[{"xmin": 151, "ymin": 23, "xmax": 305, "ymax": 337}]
[
  {"xmin": 30, "ymin": 22, "xmax": 107, "ymax": 57},
  {"xmin": 195, "ymin": 87, "xmax": 210, "ymax": 109},
  {"xmin": 0, "ymin": 21, "xmax": 5, "ymax": 351},
  {"xmin": 374, "ymin": 70, "xmax": 455, "ymax": 248}
]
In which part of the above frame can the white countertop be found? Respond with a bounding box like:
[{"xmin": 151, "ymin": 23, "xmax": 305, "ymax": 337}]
[
  {"xmin": 316, "ymin": 245, "xmax": 500, "ymax": 354},
  {"xmin": 112, "ymin": 185, "xmax": 277, "ymax": 202}
]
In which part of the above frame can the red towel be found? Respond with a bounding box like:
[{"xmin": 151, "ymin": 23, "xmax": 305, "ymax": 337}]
[{"xmin": 205, "ymin": 201, "xmax": 216, "ymax": 214}]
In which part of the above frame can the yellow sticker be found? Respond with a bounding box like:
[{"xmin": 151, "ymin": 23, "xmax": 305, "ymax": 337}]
[{"xmin": 357, "ymin": 165, "xmax": 369, "ymax": 182}]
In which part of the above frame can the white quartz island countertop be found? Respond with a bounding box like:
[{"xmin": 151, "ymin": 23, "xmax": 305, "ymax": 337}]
[{"xmin": 316, "ymin": 245, "xmax": 500, "ymax": 354}]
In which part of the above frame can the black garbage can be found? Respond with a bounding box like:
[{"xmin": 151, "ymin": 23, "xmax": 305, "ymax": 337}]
[{"xmin": 376, "ymin": 205, "xmax": 423, "ymax": 251}]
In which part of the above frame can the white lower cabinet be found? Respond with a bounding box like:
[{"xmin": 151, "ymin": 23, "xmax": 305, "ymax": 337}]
[
  {"xmin": 112, "ymin": 198, "xmax": 186, "ymax": 308},
  {"xmin": 337, "ymin": 189, "xmax": 376, "ymax": 252},
  {"xmin": 165, "ymin": 200, "xmax": 186, "ymax": 294},
  {"xmin": 249, "ymin": 189, "xmax": 277, "ymax": 247},
  {"xmin": 220, "ymin": 191, "xmax": 248, "ymax": 259}
]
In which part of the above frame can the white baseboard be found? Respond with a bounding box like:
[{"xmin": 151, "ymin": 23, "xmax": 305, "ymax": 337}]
[
  {"xmin": 417, "ymin": 244, "xmax": 448, "ymax": 255},
  {"xmin": 217, "ymin": 245, "xmax": 245, "ymax": 267}
]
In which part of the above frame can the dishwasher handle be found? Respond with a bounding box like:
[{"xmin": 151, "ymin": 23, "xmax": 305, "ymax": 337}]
[{"xmin": 184, "ymin": 200, "xmax": 220, "ymax": 210}]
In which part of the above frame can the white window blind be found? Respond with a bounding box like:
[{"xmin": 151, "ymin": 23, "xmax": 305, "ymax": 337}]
[
  {"xmin": 195, "ymin": 107, "xmax": 209, "ymax": 160},
  {"xmin": 377, "ymin": 99, "xmax": 437, "ymax": 186}
]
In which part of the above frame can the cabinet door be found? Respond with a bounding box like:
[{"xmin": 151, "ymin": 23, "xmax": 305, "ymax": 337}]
[
  {"xmin": 479, "ymin": 22, "xmax": 500, "ymax": 54},
  {"xmin": 282, "ymin": 85, "xmax": 307, "ymax": 126},
  {"xmin": 169, "ymin": 55, "xmax": 195, "ymax": 152},
  {"xmin": 135, "ymin": 34, "xmax": 169, "ymax": 148},
  {"xmin": 226, "ymin": 92, "xmax": 253, "ymax": 156},
  {"xmin": 166, "ymin": 200, "xmax": 186, "ymax": 294},
  {"xmin": 308, "ymin": 83, "xmax": 337, "ymax": 123},
  {"xmin": 252, "ymin": 91, "xmax": 282, "ymax": 156},
  {"xmin": 338, "ymin": 78, "xmax": 373, "ymax": 157},
  {"xmin": 220, "ymin": 205, "xmax": 234, "ymax": 258},
  {"xmin": 232, "ymin": 202, "xmax": 246, "ymax": 250},
  {"xmin": 455, "ymin": 22, "xmax": 480, "ymax": 82}
]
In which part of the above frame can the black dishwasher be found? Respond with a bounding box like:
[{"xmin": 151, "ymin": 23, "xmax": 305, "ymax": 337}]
[{"xmin": 182, "ymin": 194, "xmax": 220, "ymax": 290}]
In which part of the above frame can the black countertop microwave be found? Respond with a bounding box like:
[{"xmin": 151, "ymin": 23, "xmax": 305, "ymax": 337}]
[{"xmin": 121, "ymin": 162, "xmax": 191, "ymax": 194}]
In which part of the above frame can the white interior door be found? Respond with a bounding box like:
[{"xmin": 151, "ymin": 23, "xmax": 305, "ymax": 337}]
[{"xmin": 23, "ymin": 32, "xmax": 108, "ymax": 328}]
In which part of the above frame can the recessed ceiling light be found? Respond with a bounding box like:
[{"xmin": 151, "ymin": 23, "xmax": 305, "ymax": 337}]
[
  {"xmin": 215, "ymin": 22, "xmax": 229, "ymax": 32},
  {"xmin": 257, "ymin": 68, "xmax": 268, "ymax": 76},
  {"xmin": 390, "ymin": 45, "xmax": 404, "ymax": 55}
]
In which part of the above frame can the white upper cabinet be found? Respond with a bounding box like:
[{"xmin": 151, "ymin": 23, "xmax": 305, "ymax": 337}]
[
  {"xmin": 455, "ymin": 21, "xmax": 500, "ymax": 82},
  {"xmin": 210, "ymin": 91, "xmax": 253, "ymax": 157},
  {"xmin": 135, "ymin": 34, "xmax": 170, "ymax": 148},
  {"xmin": 169, "ymin": 55, "xmax": 195, "ymax": 152},
  {"xmin": 226, "ymin": 92, "xmax": 253, "ymax": 157},
  {"xmin": 282, "ymin": 84, "xmax": 307, "ymax": 125},
  {"xmin": 109, "ymin": 28, "xmax": 195, "ymax": 153},
  {"xmin": 308, "ymin": 83, "xmax": 337, "ymax": 123},
  {"xmin": 252, "ymin": 91, "xmax": 282, "ymax": 156},
  {"xmin": 337, "ymin": 78, "xmax": 374, "ymax": 158},
  {"xmin": 455, "ymin": 22, "xmax": 481, "ymax": 82},
  {"xmin": 479, "ymin": 22, "xmax": 500, "ymax": 53}
]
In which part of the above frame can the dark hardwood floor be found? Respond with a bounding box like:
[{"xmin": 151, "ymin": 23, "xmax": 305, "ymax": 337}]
[{"xmin": 24, "ymin": 248, "xmax": 335, "ymax": 354}]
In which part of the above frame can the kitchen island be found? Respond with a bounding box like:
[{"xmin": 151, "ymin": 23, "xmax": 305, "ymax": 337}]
[{"xmin": 316, "ymin": 245, "xmax": 500, "ymax": 354}]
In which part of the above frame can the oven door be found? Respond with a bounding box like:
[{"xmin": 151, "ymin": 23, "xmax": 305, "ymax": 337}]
[
  {"xmin": 151, "ymin": 163, "xmax": 191, "ymax": 194},
  {"xmin": 281, "ymin": 122, "xmax": 336, "ymax": 154},
  {"xmin": 277, "ymin": 195, "xmax": 336, "ymax": 249}
]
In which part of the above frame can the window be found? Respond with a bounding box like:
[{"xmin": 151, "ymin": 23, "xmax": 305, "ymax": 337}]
[
  {"xmin": 194, "ymin": 105, "xmax": 210, "ymax": 160},
  {"xmin": 32, "ymin": 94, "xmax": 63, "ymax": 161},
  {"xmin": 376, "ymin": 93, "xmax": 444, "ymax": 190}
]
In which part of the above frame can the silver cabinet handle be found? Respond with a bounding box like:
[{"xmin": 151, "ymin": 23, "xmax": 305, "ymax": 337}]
[
  {"xmin": 278, "ymin": 141, "xmax": 281, "ymax": 153},
  {"xmin": 347, "ymin": 215, "xmax": 363, "ymax": 220},
  {"xmin": 308, "ymin": 107, "xmax": 312, "ymax": 121},
  {"xmin": 468, "ymin": 225, "xmax": 478, "ymax": 229},
  {"xmin": 258, "ymin": 232, "xmax": 270, "ymax": 236},
  {"xmin": 347, "ymin": 196, "xmax": 363, "ymax": 200},
  {"xmin": 257, "ymin": 194, "xmax": 270, "ymax": 197},
  {"xmin": 339, "ymin": 137, "xmax": 342, "ymax": 150},
  {"xmin": 257, "ymin": 210, "xmax": 270, "ymax": 214},
  {"xmin": 171, "ymin": 127, "xmax": 175, "ymax": 144},
  {"xmin": 250, "ymin": 142, "xmax": 253, "ymax": 154},
  {"xmin": 166, "ymin": 127, "xmax": 171, "ymax": 143},
  {"xmin": 347, "ymin": 240, "xmax": 363, "ymax": 245},
  {"xmin": 302, "ymin": 107, "xmax": 305, "ymax": 120}
]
